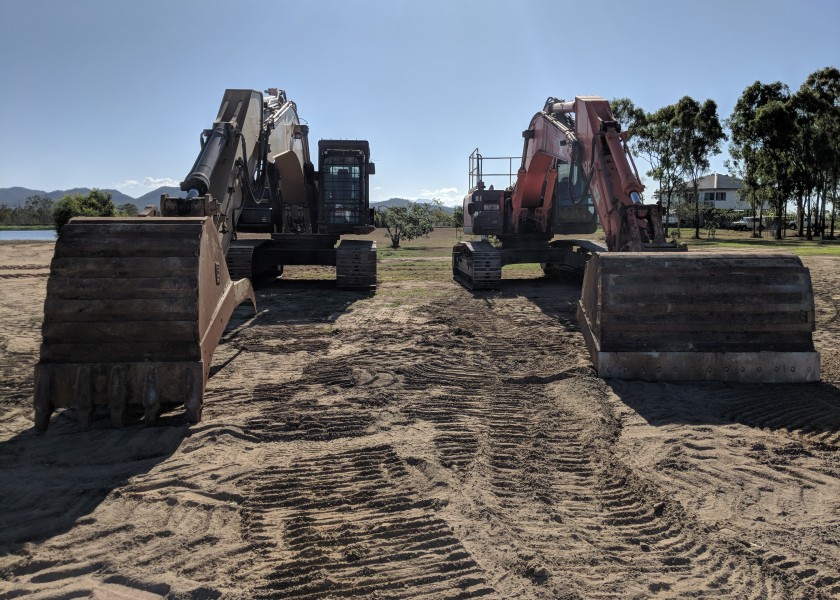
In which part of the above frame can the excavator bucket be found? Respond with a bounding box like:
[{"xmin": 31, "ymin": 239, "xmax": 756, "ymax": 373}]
[
  {"xmin": 578, "ymin": 252, "xmax": 819, "ymax": 383},
  {"xmin": 33, "ymin": 217, "xmax": 256, "ymax": 430}
]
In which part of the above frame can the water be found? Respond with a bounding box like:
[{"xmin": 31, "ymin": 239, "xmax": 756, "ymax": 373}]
[{"xmin": 0, "ymin": 230, "xmax": 57, "ymax": 241}]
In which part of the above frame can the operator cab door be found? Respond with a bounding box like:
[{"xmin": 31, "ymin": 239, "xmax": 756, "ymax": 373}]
[
  {"xmin": 321, "ymin": 155, "xmax": 363, "ymax": 227},
  {"xmin": 553, "ymin": 141, "xmax": 597, "ymax": 234}
]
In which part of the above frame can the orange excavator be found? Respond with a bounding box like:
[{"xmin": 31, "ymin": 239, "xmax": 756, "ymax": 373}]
[
  {"xmin": 34, "ymin": 88, "xmax": 376, "ymax": 429},
  {"xmin": 453, "ymin": 96, "xmax": 819, "ymax": 383}
]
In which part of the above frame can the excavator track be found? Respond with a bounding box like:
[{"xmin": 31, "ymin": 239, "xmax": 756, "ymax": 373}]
[
  {"xmin": 336, "ymin": 240, "xmax": 377, "ymax": 290},
  {"xmin": 226, "ymin": 243, "xmax": 258, "ymax": 281},
  {"xmin": 452, "ymin": 240, "xmax": 502, "ymax": 290},
  {"xmin": 34, "ymin": 217, "xmax": 255, "ymax": 429},
  {"xmin": 226, "ymin": 241, "xmax": 282, "ymax": 282},
  {"xmin": 578, "ymin": 252, "xmax": 819, "ymax": 383}
]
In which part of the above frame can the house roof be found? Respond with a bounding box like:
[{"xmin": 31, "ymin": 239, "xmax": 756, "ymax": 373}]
[{"xmin": 695, "ymin": 172, "xmax": 743, "ymax": 190}]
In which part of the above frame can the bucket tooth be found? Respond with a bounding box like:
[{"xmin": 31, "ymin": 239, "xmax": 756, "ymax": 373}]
[
  {"xmin": 34, "ymin": 217, "xmax": 256, "ymax": 429},
  {"xmin": 578, "ymin": 252, "xmax": 820, "ymax": 383},
  {"xmin": 107, "ymin": 366, "xmax": 127, "ymax": 427},
  {"xmin": 33, "ymin": 367, "xmax": 53, "ymax": 432},
  {"xmin": 74, "ymin": 366, "xmax": 94, "ymax": 430},
  {"xmin": 183, "ymin": 367, "xmax": 203, "ymax": 425},
  {"xmin": 142, "ymin": 368, "xmax": 160, "ymax": 425}
]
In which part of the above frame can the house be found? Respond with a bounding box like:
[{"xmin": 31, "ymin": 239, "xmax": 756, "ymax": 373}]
[
  {"xmin": 697, "ymin": 173, "xmax": 750, "ymax": 210},
  {"xmin": 658, "ymin": 173, "xmax": 750, "ymax": 224},
  {"xmin": 657, "ymin": 173, "xmax": 748, "ymax": 212},
  {"xmin": 691, "ymin": 173, "xmax": 749, "ymax": 211}
]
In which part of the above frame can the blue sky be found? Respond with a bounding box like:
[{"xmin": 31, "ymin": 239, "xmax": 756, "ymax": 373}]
[{"xmin": 0, "ymin": 0, "xmax": 837, "ymax": 205}]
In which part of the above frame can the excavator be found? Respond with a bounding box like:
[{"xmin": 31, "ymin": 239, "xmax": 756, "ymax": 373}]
[
  {"xmin": 34, "ymin": 88, "xmax": 376, "ymax": 429},
  {"xmin": 454, "ymin": 96, "xmax": 819, "ymax": 383}
]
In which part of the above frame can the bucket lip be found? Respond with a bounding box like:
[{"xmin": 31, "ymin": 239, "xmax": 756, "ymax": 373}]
[{"xmin": 591, "ymin": 349, "xmax": 821, "ymax": 383}]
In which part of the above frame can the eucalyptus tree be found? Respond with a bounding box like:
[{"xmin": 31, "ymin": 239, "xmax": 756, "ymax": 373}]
[
  {"xmin": 728, "ymin": 80, "xmax": 813, "ymax": 239},
  {"xmin": 728, "ymin": 81, "xmax": 788, "ymax": 235},
  {"xmin": 634, "ymin": 104, "xmax": 684, "ymax": 229},
  {"xmin": 609, "ymin": 97, "xmax": 646, "ymax": 141},
  {"xmin": 672, "ymin": 97, "xmax": 726, "ymax": 239},
  {"xmin": 794, "ymin": 67, "xmax": 840, "ymax": 239}
]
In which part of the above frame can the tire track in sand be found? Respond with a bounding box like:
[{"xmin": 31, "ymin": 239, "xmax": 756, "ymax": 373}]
[
  {"xmin": 614, "ymin": 379, "xmax": 840, "ymax": 597},
  {"xmin": 242, "ymin": 444, "xmax": 495, "ymax": 599},
  {"xmin": 396, "ymin": 290, "xmax": 811, "ymax": 598}
]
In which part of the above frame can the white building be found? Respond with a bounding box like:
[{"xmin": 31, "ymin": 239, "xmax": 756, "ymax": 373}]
[
  {"xmin": 663, "ymin": 173, "xmax": 749, "ymax": 211},
  {"xmin": 692, "ymin": 173, "xmax": 749, "ymax": 210}
]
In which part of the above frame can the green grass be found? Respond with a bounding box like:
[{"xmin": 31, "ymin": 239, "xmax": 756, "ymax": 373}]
[
  {"xmin": 671, "ymin": 229, "xmax": 840, "ymax": 257},
  {"xmin": 362, "ymin": 226, "xmax": 840, "ymax": 285},
  {"xmin": 378, "ymin": 257, "xmax": 452, "ymax": 282},
  {"xmin": 0, "ymin": 225, "xmax": 54, "ymax": 230}
]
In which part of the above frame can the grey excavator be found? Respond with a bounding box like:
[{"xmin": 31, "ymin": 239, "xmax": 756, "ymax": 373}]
[{"xmin": 34, "ymin": 88, "xmax": 376, "ymax": 429}]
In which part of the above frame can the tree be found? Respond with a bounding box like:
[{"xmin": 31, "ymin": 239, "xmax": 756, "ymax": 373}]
[
  {"xmin": 117, "ymin": 202, "xmax": 139, "ymax": 217},
  {"xmin": 22, "ymin": 196, "xmax": 55, "ymax": 225},
  {"xmin": 453, "ymin": 206, "xmax": 464, "ymax": 228},
  {"xmin": 427, "ymin": 200, "xmax": 456, "ymax": 227},
  {"xmin": 728, "ymin": 81, "xmax": 793, "ymax": 238},
  {"xmin": 53, "ymin": 189, "xmax": 116, "ymax": 233},
  {"xmin": 610, "ymin": 97, "xmax": 646, "ymax": 142},
  {"xmin": 672, "ymin": 97, "xmax": 726, "ymax": 239},
  {"xmin": 795, "ymin": 67, "xmax": 840, "ymax": 239},
  {"xmin": 635, "ymin": 103, "xmax": 684, "ymax": 231},
  {"xmin": 380, "ymin": 201, "xmax": 439, "ymax": 248},
  {"xmin": 0, "ymin": 196, "xmax": 54, "ymax": 226}
]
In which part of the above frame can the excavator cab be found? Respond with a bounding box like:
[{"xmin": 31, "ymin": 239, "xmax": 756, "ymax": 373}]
[
  {"xmin": 553, "ymin": 142, "xmax": 597, "ymax": 235},
  {"xmin": 318, "ymin": 140, "xmax": 375, "ymax": 235}
]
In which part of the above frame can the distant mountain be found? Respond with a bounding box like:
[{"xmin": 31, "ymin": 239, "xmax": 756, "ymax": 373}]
[
  {"xmin": 1, "ymin": 188, "xmax": 456, "ymax": 214},
  {"xmin": 0, "ymin": 186, "xmax": 136, "ymax": 208},
  {"xmin": 135, "ymin": 186, "xmax": 182, "ymax": 208},
  {"xmin": 371, "ymin": 197, "xmax": 413, "ymax": 209},
  {"xmin": 371, "ymin": 197, "xmax": 455, "ymax": 214}
]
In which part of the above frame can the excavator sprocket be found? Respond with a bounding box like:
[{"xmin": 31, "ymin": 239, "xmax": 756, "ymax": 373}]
[
  {"xmin": 578, "ymin": 252, "xmax": 819, "ymax": 383},
  {"xmin": 34, "ymin": 217, "xmax": 256, "ymax": 430}
]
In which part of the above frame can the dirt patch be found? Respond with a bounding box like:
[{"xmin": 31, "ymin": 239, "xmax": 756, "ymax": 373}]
[{"xmin": 1, "ymin": 240, "xmax": 838, "ymax": 598}]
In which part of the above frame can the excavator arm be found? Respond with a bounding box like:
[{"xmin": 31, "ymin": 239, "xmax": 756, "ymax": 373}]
[
  {"xmin": 553, "ymin": 96, "xmax": 669, "ymax": 252},
  {"xmin": 508, "ymin": 96, "xmax": 670, "ymax": 250}
]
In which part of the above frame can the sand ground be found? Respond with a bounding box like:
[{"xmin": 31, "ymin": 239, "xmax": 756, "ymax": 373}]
[{"xmin": 1, "ymin": 238, "xmax": 838, "ymax": 599}]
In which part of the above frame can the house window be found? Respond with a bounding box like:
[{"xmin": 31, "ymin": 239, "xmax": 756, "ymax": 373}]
[{"xmin": 715, "ymin": 192, "xmax": 726, "ymax": 201}]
